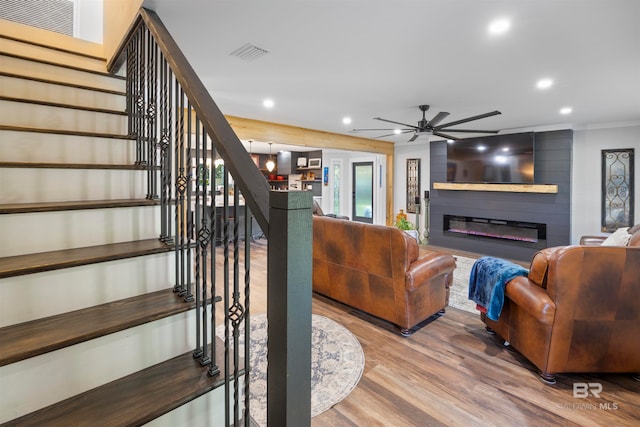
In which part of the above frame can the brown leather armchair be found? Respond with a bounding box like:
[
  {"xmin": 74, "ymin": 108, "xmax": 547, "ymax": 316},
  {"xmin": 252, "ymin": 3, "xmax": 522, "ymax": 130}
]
[
  {"xmin": 482, "ymin": 226, "xmax": 640, "ymax": 383},
  {"xmin": 313, "ymin": 215, "xmax": 456, "ymax": 336}
]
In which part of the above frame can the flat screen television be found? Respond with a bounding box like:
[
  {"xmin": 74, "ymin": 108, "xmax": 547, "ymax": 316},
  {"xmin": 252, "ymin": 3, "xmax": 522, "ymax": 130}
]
[{"xmin": 446, "ymin": 132, "xmax": 535, "ymax": 184}]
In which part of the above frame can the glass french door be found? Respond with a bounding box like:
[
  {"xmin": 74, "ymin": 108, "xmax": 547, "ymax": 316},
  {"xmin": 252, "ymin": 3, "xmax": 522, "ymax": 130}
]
[{"xmin": 352, "ymin": 162, "xmax": 374, "ymax": 223}]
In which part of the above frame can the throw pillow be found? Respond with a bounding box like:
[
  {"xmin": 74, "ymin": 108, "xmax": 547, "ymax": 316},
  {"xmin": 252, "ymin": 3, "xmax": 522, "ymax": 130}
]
[
  {"xmin": 628, "ymin": 224, "xmax": 640, "ymax": 234},
  {"xmin": 601, "ymin": 227, "xmax": 631, "ymax": 246}
]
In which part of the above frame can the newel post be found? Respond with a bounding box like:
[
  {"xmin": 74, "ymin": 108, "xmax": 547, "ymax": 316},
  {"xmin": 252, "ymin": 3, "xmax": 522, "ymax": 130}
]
[{"xmin": 267, "ymin": 190, "xmax": 313, "ymax": 426}]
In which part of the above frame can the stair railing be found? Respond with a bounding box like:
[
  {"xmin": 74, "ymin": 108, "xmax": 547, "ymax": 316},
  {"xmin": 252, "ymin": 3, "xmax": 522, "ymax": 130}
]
[{"xmin": 108, "ymin": 7, "xmax": 312, "ymax": 427}]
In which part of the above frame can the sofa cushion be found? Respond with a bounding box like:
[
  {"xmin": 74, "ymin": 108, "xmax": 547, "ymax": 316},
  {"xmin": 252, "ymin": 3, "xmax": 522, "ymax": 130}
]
[{"xmin": 601, "ymin": 227, "xmax": 632, "ymax": 246}]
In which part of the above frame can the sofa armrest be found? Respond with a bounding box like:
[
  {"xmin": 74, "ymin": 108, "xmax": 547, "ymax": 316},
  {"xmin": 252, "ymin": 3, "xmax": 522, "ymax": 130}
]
[
  {"xmin": 580, "ymin": 235, "xmax": 606, "ymax": 246},
  {"xmin": 504, "ymin": 276, "xmax": 556, "ymax": 326},
  {"xmin": 405, "ymin": 253, "xmax": 456, "ymax": 291}
]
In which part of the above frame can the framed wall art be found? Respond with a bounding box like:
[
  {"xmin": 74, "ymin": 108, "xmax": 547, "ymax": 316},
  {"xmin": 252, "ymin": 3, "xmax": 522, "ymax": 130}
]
[
  {"xmin": 406, "ymin": 158, "xmax": 421, "ymax": 213},
  {"xmin": 601, "ymin": 148, "xmax": 634, "ymax": 232}
]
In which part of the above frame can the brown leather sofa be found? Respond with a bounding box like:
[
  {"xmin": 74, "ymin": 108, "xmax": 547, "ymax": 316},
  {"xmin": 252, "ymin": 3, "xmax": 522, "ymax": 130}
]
[
  {"xmin": 482, "ymin": 226, "xmax": 640, "ymax": 383},
  {"xmin": 313, "ymin": 215, "xmax": 456, "ymax": 336}
]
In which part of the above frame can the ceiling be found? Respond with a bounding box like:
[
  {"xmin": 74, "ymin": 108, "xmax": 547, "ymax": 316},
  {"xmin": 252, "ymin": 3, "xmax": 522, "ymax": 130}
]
[{"xmin": 144, "ymin": 0, "xmax": 640, "ymax": 153}]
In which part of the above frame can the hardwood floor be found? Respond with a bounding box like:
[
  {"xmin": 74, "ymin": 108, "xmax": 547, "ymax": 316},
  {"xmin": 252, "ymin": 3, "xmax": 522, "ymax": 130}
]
[{"xmin": 235, "ymin": 239, "xmax": 639, "ymax": 427}]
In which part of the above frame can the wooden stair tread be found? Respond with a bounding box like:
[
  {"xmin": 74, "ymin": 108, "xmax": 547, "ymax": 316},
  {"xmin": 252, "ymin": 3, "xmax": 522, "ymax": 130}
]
[
  {"xmin": 0, "ymin": 95, "xmax": 127, "ymax": 115},
  {"xmin": 0, "ymin": 161, "xmax": 156, "ymax": 170},
  {"xmin": 0, "ymin": 52, "xmax": 125, "ymax": 79},
  {"xmin": 0, "ymin": 124, "xmax": 135, "ymax": 140},
  {"xmin": 0, "ymin": 34, "xmax": 107, "ymax": 62},
  {"xmin": 0, "ymin": 288, "xmax": 195, "ymax": 366},
  {"xmin": 4, "ymin": 341, "xmax": 234, "ymax": 426},
  {"xmin": 0, "ymin": 238, "xmax": 172, "ymax": 279},
  {"xmin": 0, "ymin": 71, "xmax": 126, "ymax": 96},
  {"xmin": 0, "ymin": 199, "xmax": 160, "ymax": 214}
]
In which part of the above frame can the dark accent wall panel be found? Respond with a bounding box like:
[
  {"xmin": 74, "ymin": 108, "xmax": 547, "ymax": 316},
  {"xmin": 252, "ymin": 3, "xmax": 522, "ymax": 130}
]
[{"xmin": 429, "ymin": 130, "xmax": 572, "ymax": 261}]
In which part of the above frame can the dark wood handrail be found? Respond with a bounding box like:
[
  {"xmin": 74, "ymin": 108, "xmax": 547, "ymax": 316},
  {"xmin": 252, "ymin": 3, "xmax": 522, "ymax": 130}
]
[{"xmin": 107, "ymin": 8, "xmax": 270, "ymax": 235}]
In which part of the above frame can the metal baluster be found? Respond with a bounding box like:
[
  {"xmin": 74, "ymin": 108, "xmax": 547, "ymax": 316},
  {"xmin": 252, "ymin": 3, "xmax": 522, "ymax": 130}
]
[
  {"xmin": 197, "ymin": 120, "xmax": 210, "ymax": 365},
  {"xmin": 193, "ymin": 118, "xmax": 203, "ymax": 360},
  {"xmin": 131, "ymin": 30, "xmax": 141, "ymax": 161},
  {"xmin": 243, "ymin": 205, "xmax": 252, "ymax": 423},
  {"xmin": 182, "ymin": 105, "xmax": 193, "ymax": 302},
  {"xmin": 147, "ymin": 38, "xmax": 159, "ymax": 199},
  {"xmin": 165, "ymin": 67, "xmax": 174, "ymax": 244},
  {"xmin": 125, "ymin": 42, "xmax": 134, "ymax": 137},
  {"xmin": 158, "ymin": 51, "xmax": 170, "ymax": 242},
  {"xmin": 223, "ymin": 166, "xmax": 231, "ymax": 427},
  {"xmin": 173, "ymin": 82, "xmax": 186, "ymax": 295},
  {"xmin": 136, "ymin": 27, "xmax": 146, "ymax": 166},
  {"xmin": 231, "ymin": 188, "xmax": 243, "ymax": 425},
  {"xmin": 208, "ymin": 130, "xmax": 220, "ymax": 377}
]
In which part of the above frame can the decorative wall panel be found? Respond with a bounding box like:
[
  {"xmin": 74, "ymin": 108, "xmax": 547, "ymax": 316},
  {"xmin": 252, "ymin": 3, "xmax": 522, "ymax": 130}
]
[{"xmin": 601, "ymin": 149, "xmax": 634, "ymax": 232}]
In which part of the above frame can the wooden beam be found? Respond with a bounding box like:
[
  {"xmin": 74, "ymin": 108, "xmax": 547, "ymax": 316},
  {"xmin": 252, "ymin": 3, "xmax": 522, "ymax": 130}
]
[
  {"xmin": 432, "ymin": 182, "xmax": 559, "ymax": 193},
  {"xmin": 225, "ymin": 115, "xmax": 394, "ymax": 156}
]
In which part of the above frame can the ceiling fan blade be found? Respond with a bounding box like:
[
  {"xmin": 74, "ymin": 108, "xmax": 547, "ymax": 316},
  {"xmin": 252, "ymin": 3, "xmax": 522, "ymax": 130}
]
[
  {"xmin": 440, "ymin": 128, "xmax": 500, "ymax": 133},
  {"xmin": 435, "ymin": 110, "xmax": 502, "ymax": 130},
  {"xmin": 377, "ymin": 130, "xmax": 415, "ymax": 137},
  {"xmin": 428, "ymin": 112, "xmax": 450, "ymax": 127},
  {"xmin": 433, "ymin": 131, "xmax": 460, "ymax": 141},
  {"xmin": 373, "ymin": 117, "xmax": 419, "ymax": 129},
  {"xmin": 408, "ymin": 133, "xmax": 420, "ymax": 142},
  {"xmin": 351, "ymin": 128, "xmax": 396, "ymax": 132}
]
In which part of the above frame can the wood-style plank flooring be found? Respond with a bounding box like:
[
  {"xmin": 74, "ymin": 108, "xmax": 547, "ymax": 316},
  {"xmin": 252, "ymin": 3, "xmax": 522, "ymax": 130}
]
[{"xmin": 232, "ymin": 239, "xmax": 639, "ymax": 427}]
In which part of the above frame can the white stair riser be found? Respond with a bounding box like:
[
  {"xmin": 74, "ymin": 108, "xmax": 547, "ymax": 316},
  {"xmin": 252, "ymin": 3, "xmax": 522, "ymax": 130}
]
[
  {"xmin": 149, "ymin": 384, "xmax": 234, "ymax": 427},
  {"xmin": 0, "ymin": 55, "xmax": 125, "ymax": 92},
  {"xmin": 0, "ymin": 100, "xmax": 127, "ymax": 134},
  {"xmin": 0, "ymin": 252, "xmax": 176, "ymax": 327},
  {"xmin": 0, "ymin": 168, "xmax": 150, "ymax": 203},
  {"xmin": 0, "ymin": 310, "xmax": 209, "ymax": 424},
  {"xmin": 0, "ymin": 75, "xmax": 126, "ymax": 110},
  {"xmin": 0, "ymin": 38, "xmax": 107, "ymax": 73},
  {"xmin": 0, "ymin": 130, "xmax": 136, "ymax": 164},
  {"xmin": 0, "ymin": 206, "xmax": 161, "ymax": 257}
]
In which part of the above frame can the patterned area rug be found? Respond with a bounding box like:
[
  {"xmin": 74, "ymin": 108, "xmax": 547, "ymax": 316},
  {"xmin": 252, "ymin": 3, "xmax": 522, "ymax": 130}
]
[
  {"xmin": 216, "ymin": 313, "xmax": 365, "ymax": 427},
  {"xmin": 449, "ymin": 256, "xmax": 479, "ymax": 314}
]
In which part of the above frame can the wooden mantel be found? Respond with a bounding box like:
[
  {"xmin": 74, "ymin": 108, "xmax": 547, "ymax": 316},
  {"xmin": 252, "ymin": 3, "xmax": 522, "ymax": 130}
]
[{"xmin": 432, "ymin": 182, "xmax": 558, "ymax": 194}]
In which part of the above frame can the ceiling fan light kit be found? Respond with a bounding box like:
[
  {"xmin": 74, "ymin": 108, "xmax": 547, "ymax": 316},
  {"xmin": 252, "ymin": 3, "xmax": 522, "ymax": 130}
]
[{"xmin": 353, "ymin": 104, "xmax": 502, "ymax": 142}]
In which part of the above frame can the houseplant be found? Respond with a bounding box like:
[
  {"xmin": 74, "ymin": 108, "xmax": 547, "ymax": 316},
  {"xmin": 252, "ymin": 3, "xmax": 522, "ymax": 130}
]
[{"xmin": 395, "ymin": 210, "xmax": 419, "ymax": 242}]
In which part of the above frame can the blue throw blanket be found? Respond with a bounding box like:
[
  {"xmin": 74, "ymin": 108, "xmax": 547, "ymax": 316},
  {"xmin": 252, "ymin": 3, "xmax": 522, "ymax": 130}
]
[{"xmin": 468, "ymin": 256, "xmax": 529, "ymax": 321}]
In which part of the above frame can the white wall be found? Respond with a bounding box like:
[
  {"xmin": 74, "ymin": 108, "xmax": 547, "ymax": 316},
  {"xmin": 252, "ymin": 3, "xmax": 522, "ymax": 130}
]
[
  {"xmin": 74, "ymin": 0, "xmax": 103, "ymax": 43},
  {"xmin": 572, "ymin": 123, "xmax": 640, "ymax": 243},
  {"xmin": 394, "ymin": 141, "xmax": 431, "ymax": 235}
]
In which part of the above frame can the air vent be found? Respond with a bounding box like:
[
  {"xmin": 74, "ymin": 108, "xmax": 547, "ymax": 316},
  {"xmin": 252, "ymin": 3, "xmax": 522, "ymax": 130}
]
[
  {"xmin": 229, "ymin": 42, "xmax": 270, "ymax": 61},
  {"xmin": 0, "ymin": 0, "xmax": 74, "ymax": 36}
]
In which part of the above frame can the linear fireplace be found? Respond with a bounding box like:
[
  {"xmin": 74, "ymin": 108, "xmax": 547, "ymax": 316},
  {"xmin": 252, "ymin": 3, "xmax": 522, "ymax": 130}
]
[{"xmin": 443, "ymin": 215, "xmax": 547, "ymax": 248}]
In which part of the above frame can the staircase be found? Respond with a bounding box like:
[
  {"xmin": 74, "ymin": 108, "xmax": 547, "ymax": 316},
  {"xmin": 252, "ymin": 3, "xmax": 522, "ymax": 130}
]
[{"xmin": 0, "ymin": 34, "xmax": 230, "ymax": 426}]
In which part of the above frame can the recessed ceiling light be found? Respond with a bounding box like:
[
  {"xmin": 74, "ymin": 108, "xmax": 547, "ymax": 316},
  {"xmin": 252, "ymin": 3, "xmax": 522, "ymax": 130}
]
[
  {"xmin": 536, "ymin": 78, "xmax": 553, "ymax": 90},
  {"xmin": 560, "ymin": 107, "xmax": 573, "ymax": 115},
  {"xmin": 447, "ymin": 139, "xmax": 455, "ymax": 144},
  {"xmin": 263, "ymin": 99, "xmax": 274, "ymax": 108},
  {"xmin": 477, "ymin": 145, "xmax": 487, "ymax": 152},
  {"xmin": 502, "ymin": 147, "xmax": 510, "ymax": 152},
  {"xmin": 488, "ymin": 18, "xmax": 511, "ymax": 35},
  {"xmin": 342, "ymin": 117, "xmax": 352, "ymax": 125},
  {"xmin": 394, "ymin": 129, "xmax": 402, "ymax": 135}
]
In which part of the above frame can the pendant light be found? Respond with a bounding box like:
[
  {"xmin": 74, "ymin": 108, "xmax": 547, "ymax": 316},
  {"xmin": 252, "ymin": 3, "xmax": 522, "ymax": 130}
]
[{"xmin": 266, "ymin": 142, "xmax": 276, "ymax": 172}]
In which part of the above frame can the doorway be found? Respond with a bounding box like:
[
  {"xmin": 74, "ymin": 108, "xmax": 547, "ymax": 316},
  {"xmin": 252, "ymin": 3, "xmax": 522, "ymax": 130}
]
[{"xmin": 352, "ymin": 162, "xmax": 374, "ymax": 223}]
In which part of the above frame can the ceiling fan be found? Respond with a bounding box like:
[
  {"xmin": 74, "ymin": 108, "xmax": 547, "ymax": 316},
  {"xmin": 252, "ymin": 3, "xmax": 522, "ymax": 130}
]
[{"xmin": 352, "ymin": 104, "xmax": 502, "ymax": 141}]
